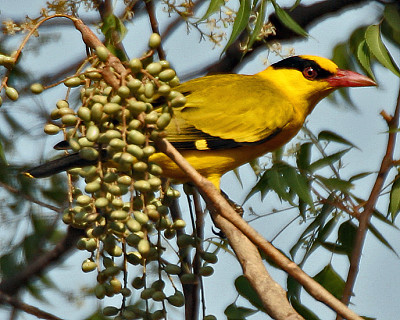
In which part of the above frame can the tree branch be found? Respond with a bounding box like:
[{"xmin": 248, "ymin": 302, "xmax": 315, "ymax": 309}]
[
  {"xmin": 144, "ymin": 0, "xmax": 166, "ymax": 60},
  {"xmin": 337, "ymin": 84, "xmax": 400, "ymax": 319},
  {"xmin": 0, "ymin": 226, "xmax": 84, "ymax": 295},
  {"xmin": 212, "ymin": 211, "xmax": 304, "ymax": 319},
  {"xmin": 0, "ymin": 292, "xmax": 63, "ymax": 320},
  {"xmin": 0, "ymin": 181, "xmax": 61, "ymax": 213},
  {"xmin": 155, "ymin": 139, "xmax": 363, "ymax": 320}
]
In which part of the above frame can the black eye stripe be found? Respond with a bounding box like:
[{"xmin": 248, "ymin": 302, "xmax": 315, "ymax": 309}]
[{"xmin": 271, "ymin": 56, "xmax": 333, "ymax": 80}]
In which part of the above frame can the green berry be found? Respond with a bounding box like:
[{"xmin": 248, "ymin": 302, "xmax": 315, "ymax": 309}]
[
  {"xmin": 5, "ymin": 87, "xmax": 18, "ymax": 101},
  {"xmin": 96, "ymin": 46, "xmax": 109, "ymax": 61},
  {"xmin": 30, "ymin": 83, "xmax": 44, "ymax": 94},
  {"xmin": 149, "ymin": 33, "xmax": 162, "ymax": 49}
]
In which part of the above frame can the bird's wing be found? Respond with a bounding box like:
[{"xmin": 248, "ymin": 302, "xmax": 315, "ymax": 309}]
[{"xmin": 165, "ymin": 74, "xmax": 294, "ymax": 150}]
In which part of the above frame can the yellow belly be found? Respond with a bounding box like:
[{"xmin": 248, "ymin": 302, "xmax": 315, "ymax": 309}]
[{"xmin": 150, "ymin": 123, "xmax": 301, "ymax": 189}]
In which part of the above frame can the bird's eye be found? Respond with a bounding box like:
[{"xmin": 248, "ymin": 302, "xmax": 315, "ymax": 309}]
[{"xmin": 302, "ymin": 67, "xmax": 318, "ymax": 80}]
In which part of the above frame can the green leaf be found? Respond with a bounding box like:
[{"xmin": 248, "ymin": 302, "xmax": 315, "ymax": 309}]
[
  {"xmin": 101, "ymin": 14, "xmax": 117, "ymax": 38},
  {"xmin": 372, "ymin": 208, "xmax": 397, "ymax": 228},
  {"xmin": 245, "ymin": 165, "xmax": 291, "ymax": 203},
  {"xmin": 349, "ymin": 171, "xmax": 372, "ymax": 182},
  {"xmin": 0, "ymin": 140, "xmax": 6, "ymax": 164},
  {"xmin": 290, "ymin": 296, "xmax": 321, "ymax": 320},
  {"xmin": 246, "ymin": 0, "xmax": 267, "ymax": 52},
  {"xmin": 316, "ymin": 176, "xmax": 353, "ymax": 192},
  {"xmin": 318, "ymin": 130, "xmax": 356, "ymax": 148},
  {"xmin": 368, "ymin": 222, "xmax": 398, "ymax": 257},
  {"xmin": 223, "ymin": 0, "xmax": 251, "ymax": 53},
  {"xmin": 332, "ymin": 43, "xmax": 352, "ymax": 70},
  {"xmin": 287, "ymin": 276, "xmax": 301, "ymax": 299},
  {"xmin": 224, "ymin": 303, "xmax": 257, "ymax": 319},
  {"xmin": 317, "ymin": 216, "xmax": 339, "ymax": 243},
  {"xmin": 290, "ymin": 0, "xmax": 303, "ymax": 11},
  {"xmin": 320, "ymin": 241, "xmax": 348, "ymax": 255},
  {"xmin": 290, "ymin": 197, "xmax": 334, "ymax": 259},
  {"xmin": 232, "ymin": 167, "xmax": 244, "ymax": 189},
  {"xmin": 313, "ymin": 264, "xmax": 345, "ymax": 300},
  {"xmin": 331, "ymin": 43, "xmax": 353, "ymax": 104},
  {"xmin": 197, "ymin": 0, "xmax": 225, "ymax": 22},
  {"xmin": 356, "ymin": 39, "xmax": 376, "ymax": 81},
  {"xmin": 271, "ymin": 0, "xmax": 308, "ymax": 37},
  {"xmin": 350, "ymin": 26, "xmax": 368, "ymax": 55},
  {"xmin": 388, "ymin": 174, "xmax": 400, "ymax": 221},
  {"xmin": 384, "ymin": 4, "xmax": 400, "ymax": 33},
  {"xmin": 281, "ymin": 165, "xmax": 314, "ymax": 208},
  {"xmin": 381, "ymin": 19, "xmax": 400, "ymax": 46},
  {"xmin": 308, "ymin": 149, "xmax": 350, "ymax": 172},
  {"xmin": 365, "ymin": 24, "xmax": 400, "ymax": 78},
  {"xmin": 338, "ymin": 220, "xmax": 357, "ymax": 257},
  {"xmin": 296, "ymin": 142, "xmax": 312, "ymax": 170},
  {"xmin": 235, "ymin": 276, "xmax": 265, "ymax": 311},
  {"xmin": 249, "ymin": 158, "xmax": 261, "ymax": 176},
  {"xmin": 244, "ymin": 169, "xmax": 271, "ymax": 202}
]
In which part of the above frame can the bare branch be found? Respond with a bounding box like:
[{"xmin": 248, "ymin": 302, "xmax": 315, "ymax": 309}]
[
  {"xmin": 0, "ymin": 292, "xmax": 62, "ymax": 320},
  {"xmin": 0, "ymin": 226, "xmax": 84, "ymax": 295},
  {"xmin": 0, "ymin": 292, "xmax": 63, "ymax": 320},
  {"xmin": 212, "ymin": 211, "xmax": 304, "ymax": 319},
  {"xmin": 337, "ymin": 85, "xmax": 400, "ymax": 318},
  {"xmin": 155, "ymin": 138, "xmax": 364, "ymax": 320}
]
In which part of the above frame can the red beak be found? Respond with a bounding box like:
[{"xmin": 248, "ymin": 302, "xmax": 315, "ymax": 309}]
[{"xmin": 326, "ymin": 69, "xmax": 377, "ymax": 88}]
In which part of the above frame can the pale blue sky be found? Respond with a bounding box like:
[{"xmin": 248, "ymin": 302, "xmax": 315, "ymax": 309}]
[{"xmin": 0, "ymin": 1, "xmax": 399, "ymax": 319}]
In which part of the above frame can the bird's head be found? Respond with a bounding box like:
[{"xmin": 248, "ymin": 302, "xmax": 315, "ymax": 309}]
[{"xmin": 259, "ymin": 55, "xmax": 376, "ymax": 112}]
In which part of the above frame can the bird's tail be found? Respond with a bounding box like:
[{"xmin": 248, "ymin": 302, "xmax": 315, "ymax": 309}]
[{"xmin": 24, "ymin": 153, "xmax": 97, "ymax": 178}]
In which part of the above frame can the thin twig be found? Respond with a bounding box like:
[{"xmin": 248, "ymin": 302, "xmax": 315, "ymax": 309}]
[
  {"xmin": 0, "ymin": 181, "xmax": 62, "ymax": 213},
  {"xmin": 144, "ymin": 0, "xmax": 166, "ymax": 60},
  {"xmin": 192, "ymin": 190, "xmax": 205, "ymax": 320},
  {"xmin": 337, "ymin": 86, "xmax": 400, "ymax": 319}
]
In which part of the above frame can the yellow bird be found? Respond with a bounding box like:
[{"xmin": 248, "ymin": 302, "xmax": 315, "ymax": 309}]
[{"xmin": 25, "ymin": 55, "xmax": 375, "ymax": 189}]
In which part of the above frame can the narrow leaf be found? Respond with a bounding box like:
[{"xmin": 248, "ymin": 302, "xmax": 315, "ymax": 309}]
[
  {"xmin": 349, "ymin": 171, "xmax": 372, "ymax": 182},
  {"xmin": 316, "ymin": 176, "xmax": 353, "ymax": 192},
  {"xmin": 223, "ymin": 0, "xmax": 251, "ymax": 53},
  {"xmin": 232, "ymin": 167, "xmax": 244, "ymax": 189},
  {"xmin": 197, "ymin": 0, "xmax": 225, "ymax": 22},
  {"xmin": 290, "ymin": 197, "xmax": 334, "ymax": 259},
  {"xmin": 388, "ymin": 174, "xmax": 400, "ymax": 221},
  {"xmin": 318, "ymin": 130, "xmax": 356, "ymax": 148},
  {"xmin": 271, "ymin": 0, "xmax": 308, "ymax": 37},
  {"xmin": 247, "ymin": 0, "xmax": 267, "ymax": 52},
  {"xmin": 0, "ymin": 140, "xmax": 6, "ymax": 164},
  {"xmin": 317, "ymin": 216, "xmax": 339, "ymax": 243},
  {"xmin": 372, "ymin": 208, "xmax": 397, "ymax": 228},
  {"xmin": 368, "ymin": 222, "xmax": 398, "ymax": 257},
  {"xmin": 308, "ymin": 149, "xmax": 350, "ymax": 172},
  {"xmin": 244, "ymin": 169, "xmax": 271, "ymax": 203},
  {"xmin": 365, "ymin": 24, "xmax": 400, "ymax": 78}
]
